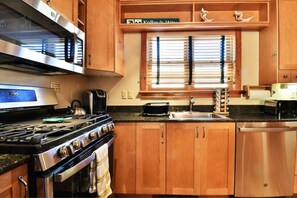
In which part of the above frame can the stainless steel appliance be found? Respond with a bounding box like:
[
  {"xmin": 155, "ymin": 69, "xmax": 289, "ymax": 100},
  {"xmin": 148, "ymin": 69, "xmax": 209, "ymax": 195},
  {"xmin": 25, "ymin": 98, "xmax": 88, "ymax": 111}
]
[
  {"xmin": 264, "ymin": 100, "xmax": 297, "ymax": 118},
  {"xmin": 83, "ymin": 90, "xmax": 107, "ymax": 115},
  {"xmin": 142, "ymin": 102, "xmax": 169, "ymax": 116},
  {"xmin": 0, "ymin": 0, "xmax": 85, "ymax": 75},
  {"xmin": 235, "ymin": 122, "xmax": 297, "ymax": 197},
  {"xmin": 0, "ymin": 84, "xmax": 115, "ymax": 197}
]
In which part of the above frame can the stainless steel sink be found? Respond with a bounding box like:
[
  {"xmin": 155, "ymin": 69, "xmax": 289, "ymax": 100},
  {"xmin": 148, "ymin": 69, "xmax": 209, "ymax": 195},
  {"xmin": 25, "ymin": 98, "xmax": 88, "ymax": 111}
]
[{"xmin": 169, "ymin": 111, "xmax": 230, "ymax": 120}]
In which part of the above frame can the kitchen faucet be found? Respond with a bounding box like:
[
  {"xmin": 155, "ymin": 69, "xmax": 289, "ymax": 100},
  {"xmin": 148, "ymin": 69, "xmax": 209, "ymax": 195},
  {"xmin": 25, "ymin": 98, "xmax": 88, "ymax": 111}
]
[{"xmin": 189, "ymin": 96, "xmax": 195, "ymax": 113}]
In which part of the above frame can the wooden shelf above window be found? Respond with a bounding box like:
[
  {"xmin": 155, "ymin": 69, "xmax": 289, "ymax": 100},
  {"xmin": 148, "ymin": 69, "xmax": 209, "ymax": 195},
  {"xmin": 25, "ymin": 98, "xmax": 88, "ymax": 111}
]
[{"xmin": 118, "ymin": 0, "xmax": 270, "ymax": 32}]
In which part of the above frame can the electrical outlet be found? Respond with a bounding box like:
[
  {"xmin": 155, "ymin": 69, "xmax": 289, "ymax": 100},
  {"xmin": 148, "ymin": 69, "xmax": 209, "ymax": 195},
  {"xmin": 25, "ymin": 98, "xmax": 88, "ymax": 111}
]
[
  {"xmin": 128, "ymin": 90, "xmax": 133, "ymax": 99},
  {"xmin": 121, "ymin": 90, "xmax": 127, "ymax": 99},
  {"xmin": 50, "ymin": 82, "xmax": 60, "ymax": 92}
]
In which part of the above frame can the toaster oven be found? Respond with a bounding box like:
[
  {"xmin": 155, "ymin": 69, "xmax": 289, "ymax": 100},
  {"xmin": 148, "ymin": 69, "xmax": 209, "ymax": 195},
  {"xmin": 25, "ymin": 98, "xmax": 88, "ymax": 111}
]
[{"xmin": 264, "ymin": 100, "xmax": 297, "ymax": 117}]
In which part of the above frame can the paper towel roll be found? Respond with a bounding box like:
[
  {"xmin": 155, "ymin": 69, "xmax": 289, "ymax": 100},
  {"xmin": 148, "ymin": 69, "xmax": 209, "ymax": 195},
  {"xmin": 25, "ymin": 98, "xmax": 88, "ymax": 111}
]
[{"xmin": 248, "ymin": 90, "xmax": 271, "ymax": 100}]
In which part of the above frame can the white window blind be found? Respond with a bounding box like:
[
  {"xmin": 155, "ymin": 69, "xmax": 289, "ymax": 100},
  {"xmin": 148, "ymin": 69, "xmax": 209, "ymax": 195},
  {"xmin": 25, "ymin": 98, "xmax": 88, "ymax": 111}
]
[{"xmin": 146, "ymin": 33, "xmax": 236, "ymax": 90}]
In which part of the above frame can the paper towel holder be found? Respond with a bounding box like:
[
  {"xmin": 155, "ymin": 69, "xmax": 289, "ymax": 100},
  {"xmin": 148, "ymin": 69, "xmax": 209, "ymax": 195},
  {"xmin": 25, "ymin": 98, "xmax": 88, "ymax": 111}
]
[{"xmin": 241, "ymin": 85, "xmax": 271, "ymax": 99}]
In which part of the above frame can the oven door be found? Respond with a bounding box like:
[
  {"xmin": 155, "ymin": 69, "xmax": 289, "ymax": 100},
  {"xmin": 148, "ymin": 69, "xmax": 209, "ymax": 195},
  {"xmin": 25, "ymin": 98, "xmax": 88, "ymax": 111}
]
[{"xmin": 36, "ymin": 133, "xmax": 115, "ymax": 198}]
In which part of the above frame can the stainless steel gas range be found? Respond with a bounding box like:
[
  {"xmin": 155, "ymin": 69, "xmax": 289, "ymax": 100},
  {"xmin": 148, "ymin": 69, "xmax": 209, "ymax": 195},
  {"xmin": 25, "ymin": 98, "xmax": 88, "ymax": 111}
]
[{"xmin": 0, "ymin": 84, "xmax": 115, "ymax": 197}]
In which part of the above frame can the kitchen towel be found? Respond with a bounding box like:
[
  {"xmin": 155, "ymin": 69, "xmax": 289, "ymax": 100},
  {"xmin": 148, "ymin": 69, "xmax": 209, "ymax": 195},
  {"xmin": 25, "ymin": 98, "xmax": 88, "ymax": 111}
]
[{"xmin": 89, "ymin": 143, "xmax": 112, "ymax": 198}]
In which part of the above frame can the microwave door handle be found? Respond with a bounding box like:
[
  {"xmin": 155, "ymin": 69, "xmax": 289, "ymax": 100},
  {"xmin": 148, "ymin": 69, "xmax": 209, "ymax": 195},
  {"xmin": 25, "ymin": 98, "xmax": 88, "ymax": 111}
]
[
  {"xmin": 53, "ymin": 136, "xmax": 115, "ymax": 183},
  {"xmin": 64, "ymin": 37, "xmax": 75, "ymax": 63},
  {"xmin": 72, "ymin": 33, "xmax": 77, "ymax": 64}
]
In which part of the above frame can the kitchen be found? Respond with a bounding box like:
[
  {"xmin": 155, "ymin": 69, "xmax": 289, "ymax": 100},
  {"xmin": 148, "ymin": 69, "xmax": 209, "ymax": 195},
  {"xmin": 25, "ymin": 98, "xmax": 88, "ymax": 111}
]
[{"xmin": 0, "ymin": 0, "xmax": 297, "ymax": 197}]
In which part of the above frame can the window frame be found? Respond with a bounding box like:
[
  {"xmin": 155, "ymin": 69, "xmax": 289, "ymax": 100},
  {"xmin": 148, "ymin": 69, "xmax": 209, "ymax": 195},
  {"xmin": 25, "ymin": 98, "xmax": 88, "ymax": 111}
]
[{"xmin": 139, "ymin": 31, "xmax": 242, "ymax": 99}]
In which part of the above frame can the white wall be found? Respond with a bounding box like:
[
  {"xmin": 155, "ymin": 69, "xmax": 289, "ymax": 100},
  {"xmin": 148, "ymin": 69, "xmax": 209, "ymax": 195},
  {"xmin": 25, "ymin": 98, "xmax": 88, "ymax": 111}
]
[{"xmin": 91, "ymin": 31, "xmax": 263, "ymax": 106}]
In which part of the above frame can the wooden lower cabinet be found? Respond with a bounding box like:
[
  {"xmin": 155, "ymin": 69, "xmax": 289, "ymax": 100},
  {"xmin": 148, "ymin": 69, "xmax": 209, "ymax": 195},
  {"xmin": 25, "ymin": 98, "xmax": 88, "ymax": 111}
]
[
  {"xmin": 0, "ymin": 163, "xmax": 28, "ymax": 198},
  {"xmin": 114, "ymin": 123, "xmax": 136, "ymax": 194},
  {"xmin": 167, "ymin": 122, "xmax": 235, "ymax": 196},
  {"xmin": 136, "ymin": 123, "xmax": 166, "ymax": 194},
  {"xmin": 114, "ymin": 122, "xmax": 235, "ymax": 196}
]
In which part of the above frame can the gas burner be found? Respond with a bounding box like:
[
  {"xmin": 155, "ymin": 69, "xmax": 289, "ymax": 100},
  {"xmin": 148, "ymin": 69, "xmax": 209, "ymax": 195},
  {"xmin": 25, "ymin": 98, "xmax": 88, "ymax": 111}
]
[{"xmin": 0, "ymin": 114, "xmax": 111, "ymax": 145}]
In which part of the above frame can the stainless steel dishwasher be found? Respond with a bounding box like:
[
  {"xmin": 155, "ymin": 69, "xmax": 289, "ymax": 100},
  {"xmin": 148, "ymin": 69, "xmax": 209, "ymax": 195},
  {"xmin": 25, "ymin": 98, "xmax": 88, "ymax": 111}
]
[{"xmin": 235, "ymin": 122, "xmax": 297, "ymax": 197}]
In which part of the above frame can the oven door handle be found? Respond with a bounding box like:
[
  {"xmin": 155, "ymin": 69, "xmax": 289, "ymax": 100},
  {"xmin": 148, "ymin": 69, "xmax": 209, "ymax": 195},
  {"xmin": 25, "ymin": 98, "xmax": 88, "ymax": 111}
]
[
  {"xmin": 238, "ymin": 127, "xmax": 297, "ymax": 132},
  {"xmin": 54, "ymin": 136, "xmax": 115, "ymax": 182}
]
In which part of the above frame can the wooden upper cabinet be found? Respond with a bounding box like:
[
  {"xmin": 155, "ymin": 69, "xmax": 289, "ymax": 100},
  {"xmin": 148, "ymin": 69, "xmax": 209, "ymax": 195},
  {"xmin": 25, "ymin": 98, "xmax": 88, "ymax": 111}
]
[
  {"xmin": 167, "ymin": 122, "xmax": 235, "ymax": 196},
  {"xmin": 86, "ymin": 0, "xmax": 124, "ymax": 75},
  {"xmin": 44, "ymin": 0, "xmax": 86, "ymax": 31},
  {"xmin": 136, "ymin": 123, "xmax": 166, "ymax": 195},
  {"xmin": 279, "ymin": 0, "xmax": 297, "ymax": 70},
  {"xmin": 118, "ymin": 0, "xmax": 270, "ymax": 32},
  {"xmin": 260, "ymin": 0, "xmax": 297, "ymax": 84},
  {"xmin": 114, "ymin": 123, "xmax": 136, "ymax": 194},
  {"xmin": 43, "ymin": 0, "xmax": 75, "ymax": 22}
]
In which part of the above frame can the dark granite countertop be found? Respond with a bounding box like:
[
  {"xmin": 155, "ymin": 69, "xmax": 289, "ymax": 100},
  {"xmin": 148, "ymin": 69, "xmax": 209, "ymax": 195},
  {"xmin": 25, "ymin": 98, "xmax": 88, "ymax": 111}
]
[
  {"xmin": 109, "ymin": 112, "xmax": 297, "ymax": 123},
  {"xmin": 108, "ymin": 105, "xmax": 297, "ymax": 123},
  {"xmin": 0, "ymin": 154, "xmax": 30, "ymax": 175}
]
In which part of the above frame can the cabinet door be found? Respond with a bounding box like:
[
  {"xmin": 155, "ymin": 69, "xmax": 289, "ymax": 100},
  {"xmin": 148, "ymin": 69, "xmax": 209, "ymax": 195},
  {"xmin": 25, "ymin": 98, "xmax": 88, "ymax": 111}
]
[
  {"xmin": 0, "ymin": 163, "xmax": 28, "ymax": 198},
  {"xmin": 0, "ymin": 171, "xmax": 12, "ymax": 197},
  {"xmin": 166, "ymin": 123, "xmax": 200, "ymax": 195},
  {"xmin": 12, "ymin": 164, "xmax": 28, "ymax": 198},
  {"xmin": 200, "ymin": 123, "xmax": 235, "ymax": 195},
  {"xmin": 279, "ymin": 0, "xmax": 297, "ymax": 70},
  {"xmin": 86, "ymin": 0, "xmax": 124, "ymax": 75},
  {"xmin": 136, "ymin": 123, "xmax": 166, "ymax": 194},
  {"xmin": 114, "ymin": 123, "xmax": 136, "ymax": 194}
]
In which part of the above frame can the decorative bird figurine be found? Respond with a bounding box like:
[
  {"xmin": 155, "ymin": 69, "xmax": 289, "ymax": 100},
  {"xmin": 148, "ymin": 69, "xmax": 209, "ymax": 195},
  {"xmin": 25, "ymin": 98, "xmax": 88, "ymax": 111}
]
[
  {"xmin": 234, "ymin": 11, "xmax": 254, "ymax": 22},
  {"xmin": 200, "ymin": 8, "xmax": 214, "ymax": 22}
]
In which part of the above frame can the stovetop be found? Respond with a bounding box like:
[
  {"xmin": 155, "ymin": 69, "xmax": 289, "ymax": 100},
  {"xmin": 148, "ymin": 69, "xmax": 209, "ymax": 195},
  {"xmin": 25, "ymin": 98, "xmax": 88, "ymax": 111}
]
[{"xmin": 0, "ymin": 113, "xmax": 113, "ymax": 154}]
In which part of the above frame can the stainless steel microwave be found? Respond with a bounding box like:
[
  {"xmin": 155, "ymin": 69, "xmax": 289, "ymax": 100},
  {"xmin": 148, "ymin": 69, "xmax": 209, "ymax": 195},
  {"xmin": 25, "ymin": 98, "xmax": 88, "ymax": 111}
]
[{"xmin": 0, "ymin": 0, "xmax": 85, "ymax": 75}]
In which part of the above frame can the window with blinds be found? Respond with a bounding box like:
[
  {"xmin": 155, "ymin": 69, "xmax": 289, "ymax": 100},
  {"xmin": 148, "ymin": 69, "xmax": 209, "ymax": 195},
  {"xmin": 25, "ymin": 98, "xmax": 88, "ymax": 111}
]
[{"xmin": 145, "ymin": 32, "xmax": 237, "ymax": 91}]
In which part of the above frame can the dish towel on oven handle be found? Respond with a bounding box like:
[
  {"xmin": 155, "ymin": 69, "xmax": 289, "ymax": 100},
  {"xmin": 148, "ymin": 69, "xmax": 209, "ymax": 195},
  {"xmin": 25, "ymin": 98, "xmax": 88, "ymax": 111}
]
[{"xmin": 89, "ymin": 143, "xmax": 112, "ymax": 198}]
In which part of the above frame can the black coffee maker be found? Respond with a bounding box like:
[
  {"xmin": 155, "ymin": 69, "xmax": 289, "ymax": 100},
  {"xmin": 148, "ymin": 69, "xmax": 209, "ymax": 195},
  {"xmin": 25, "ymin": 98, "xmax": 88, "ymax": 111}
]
[{"xmin": 83, "ymin": 89, "xmax": 107, "ymax": 114}]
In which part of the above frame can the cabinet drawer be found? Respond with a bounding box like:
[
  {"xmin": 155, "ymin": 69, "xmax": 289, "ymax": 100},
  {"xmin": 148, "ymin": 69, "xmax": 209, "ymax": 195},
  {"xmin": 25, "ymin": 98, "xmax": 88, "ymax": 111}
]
[
  {"xmin": 291, "ymin": 71, "xmax": 297, "ymax": 82},
  {"xmin": 278, "ymin": 70, "xmax": 291, "ymax": 83}
]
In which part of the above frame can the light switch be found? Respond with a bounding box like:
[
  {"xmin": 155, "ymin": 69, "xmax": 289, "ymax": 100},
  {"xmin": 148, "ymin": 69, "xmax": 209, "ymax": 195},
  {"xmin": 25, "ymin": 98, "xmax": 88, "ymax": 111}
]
[
  {"xmin": 121, "ymin": 90, "xmax": 127, "ymax": 99},
  {"xmin": 128, "ymin": 90, "xmax": 133, "ymax": 99}
]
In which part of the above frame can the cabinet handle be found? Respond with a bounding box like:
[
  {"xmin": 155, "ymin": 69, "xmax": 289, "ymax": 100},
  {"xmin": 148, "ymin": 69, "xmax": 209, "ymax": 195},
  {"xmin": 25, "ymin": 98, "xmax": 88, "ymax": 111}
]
[
  {"xmin": 161, "ymin": 126, "xmax": 164, "ymax": 144},
  {"xmin": 203, "ymin": 127, "xmax": 206, "ymax": 138},
  {"xmin": 196, "ymin": 127, "xmax": 199, "ymax": 138},
  {"xmin": 283, "ymin": 75, "xmax": 288, "ymax": 79},
  {"xmin": 18, "ymin": 176, "xmax": 28, "ymax": 198},
  {"xmin": 88, "ymin": 54, "xmax": 91, "ymax": 65},
  {"xmin": 46, "ymin": 0, "xmax": 51, "ymax": 4}
]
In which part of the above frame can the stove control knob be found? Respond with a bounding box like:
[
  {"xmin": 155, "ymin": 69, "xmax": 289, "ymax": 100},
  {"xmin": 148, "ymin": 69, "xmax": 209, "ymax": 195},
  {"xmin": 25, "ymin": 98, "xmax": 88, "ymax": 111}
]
[
  {"xmin": 66, "ymin": 145, "xmax": 75, "ymax": 155},
  {"xmin": 107, "ymin": 123, "xmax": 115, "ymax": 131},
  {"xmin": 101, "ymin": 125, "xmax": 109, "ymax": 134},
  {"xmin": 72, "ymin": 140, "xmax": 82, "ymax": 150},
  {"xmin": 58, "ymin": 146, "xmax": 69, "ymax": 158},
  {"xmin": 89, "ymin": 131, "xmax": 98, "ymax": 140}
]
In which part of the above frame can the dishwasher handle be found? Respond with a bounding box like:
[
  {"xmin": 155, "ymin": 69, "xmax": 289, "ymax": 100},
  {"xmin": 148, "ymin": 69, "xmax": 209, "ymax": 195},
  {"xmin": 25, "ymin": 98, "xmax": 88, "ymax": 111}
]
[{"xmin": 238, "ymin": 127, "xmax": 297, "ymax": 132}]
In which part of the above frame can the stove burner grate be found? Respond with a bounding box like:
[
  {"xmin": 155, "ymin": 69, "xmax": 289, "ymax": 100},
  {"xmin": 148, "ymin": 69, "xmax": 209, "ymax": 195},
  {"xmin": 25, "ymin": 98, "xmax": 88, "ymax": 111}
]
[{"xmin": 0, "ymin": 114, "xmax": 108, "ymax": 145}]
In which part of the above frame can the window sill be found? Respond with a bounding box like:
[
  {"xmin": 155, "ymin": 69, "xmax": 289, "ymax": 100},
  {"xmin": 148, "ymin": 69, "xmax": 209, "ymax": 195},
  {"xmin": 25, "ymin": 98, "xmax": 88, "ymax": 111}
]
[{"xmin": 138, "ymin": 90, "xmax": 241, "ymax": 99}]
